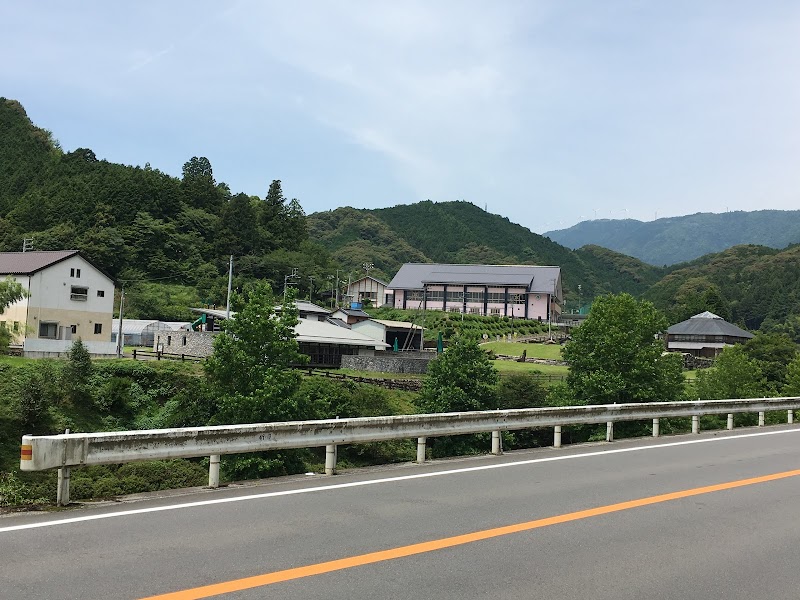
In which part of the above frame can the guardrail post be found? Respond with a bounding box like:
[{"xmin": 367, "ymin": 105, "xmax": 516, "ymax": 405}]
[
  {"xmin": 606, "ymin": 421, "xmax": 614, "ymax": 442},
  {"xmin": 491, "ymin": 430, "xmax": 502, "ymax": 455},
  {"xmin": 788, "ymin": 410, "xmax": 794, "ymax": 424},
  {"xmin": 416, "ymin": 437, "xmax": 426, "ymax": 463},
  {"xmin": 652, "ymin": 418, "xmax": 660, "ymax": 437},
  {"xmin": 208, "ymin": 454, "xmax": 220, "ymax": 488},
  {"xmin": 56, "ymin": 428, "xmax": 70, "ymax": 506},
  {"xmin": 325, "ymin": 444, "xmax": 337, "ymax": 475},
  {"xmin": 727, "ymin": 414, "xmax": 734, "ymax": 430},
  {"xmin": 758, "ymin": 411, "xmax": 765, "ymax": 427},
  {"xmin": 554, "ymin": 425, "xmax": 562, "ymax": 448},
  {"xmin": 691, "ymin": 415, "xmax": 700, "ymax": 434}
]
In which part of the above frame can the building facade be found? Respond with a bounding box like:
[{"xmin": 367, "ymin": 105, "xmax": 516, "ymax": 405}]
[
  {"xmin": 386, "ymin": 263, "xmax": 562, "ymax": 321},
  {"xmin": 344, "ymin": 276, "xmax": 390, "ymax": 307},
  {"xmin": 665, "ymin": 311, "xmax": 754, "ymax": 357},
  {"xmin": 0, "ymin": 251, "xmax": 116, "ymax": 356}
]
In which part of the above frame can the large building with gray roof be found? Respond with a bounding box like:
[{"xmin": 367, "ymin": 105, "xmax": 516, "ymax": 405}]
[
  {"xmin": 386, "ymin": 263, "xmax": 562, "ymax": 322},
  {"xmin": 666, "ymin": 311, "xmax": 754, "ymax": 357}
]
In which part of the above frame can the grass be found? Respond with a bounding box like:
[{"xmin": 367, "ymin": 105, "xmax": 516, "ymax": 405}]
[
  {"xmin": 481, "ymin": 342, "xmax": 563, "ymax": 360},
  {"xmin": 0, "ymin": 355, "xmax": 32, "ymax": 366},
  {"xmin": 492, "ymin": 360, "xmax": 569, "ymax": 377}
]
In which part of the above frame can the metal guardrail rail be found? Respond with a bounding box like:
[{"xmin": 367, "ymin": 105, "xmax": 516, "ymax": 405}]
[{"xmin": 20, "ymin": 397, "xmax": 799, "ymax": 505}]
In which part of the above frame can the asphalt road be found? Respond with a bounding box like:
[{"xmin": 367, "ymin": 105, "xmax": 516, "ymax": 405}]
[{"xmin": 2, "ymin": 426, "xmax": 800, "ymax": 600}]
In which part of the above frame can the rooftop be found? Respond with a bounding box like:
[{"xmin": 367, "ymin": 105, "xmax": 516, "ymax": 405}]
[
  {"xmin": 388, "ymin": 263, "xmax": 562, "ymax": 295},
  {"xmin": 0, "ymin": 250, "xmax": 80, "ymax": 275},
  {"xmin": 667, "ymin": 312, "xmax": 754, "ymax": 338}
]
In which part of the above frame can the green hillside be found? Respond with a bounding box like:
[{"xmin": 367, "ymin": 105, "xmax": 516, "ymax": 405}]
[
  {"xmin": 308, "ymin": 202, "xmax": 664, "ymax": 304},
  {"xmin": 643, "ymin": 244, "xmax": 800, "ymax": 337},
  {"xmin": 545, "ymin": 211, "xmax": 800, "ymax": 266}
]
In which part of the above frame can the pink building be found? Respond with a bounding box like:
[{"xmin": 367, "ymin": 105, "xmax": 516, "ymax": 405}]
[{"xmin": 386, "ymin": 263, "xmax": 562, "ymax": 322}]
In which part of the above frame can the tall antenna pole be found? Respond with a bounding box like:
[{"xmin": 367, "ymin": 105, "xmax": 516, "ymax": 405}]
[{"xmin": 225, "ymin": 255, "xmax": 233, "ymax": 320}]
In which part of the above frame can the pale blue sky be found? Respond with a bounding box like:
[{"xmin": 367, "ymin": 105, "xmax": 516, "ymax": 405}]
[{"xmin": 2, "ymin": 1, "xmax": 799, "ymax": 233}]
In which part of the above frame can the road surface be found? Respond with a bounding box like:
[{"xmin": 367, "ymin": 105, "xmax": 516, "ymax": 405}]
[{"xmin": 2, "ymin": 425, "xmax": 799, "ymax": 599}]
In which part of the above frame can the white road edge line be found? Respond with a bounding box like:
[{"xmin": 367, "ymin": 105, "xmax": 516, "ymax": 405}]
[{"xmin": 2, "ymin": 427, "xmax": 798, "ymax": 533}]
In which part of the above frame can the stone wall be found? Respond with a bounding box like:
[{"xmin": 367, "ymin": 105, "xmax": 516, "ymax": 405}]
[
  {"xmin": 341, "ymin": 351, "xmax": 436, "ymax": 374},
  {"xmin": 154, "ymin": 331, "xmax": 216, "ymax": 358}
]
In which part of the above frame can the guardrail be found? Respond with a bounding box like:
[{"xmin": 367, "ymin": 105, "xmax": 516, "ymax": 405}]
[{"xmin": 20, "ymin": 397, "xmax": 799, "ymax": 505}]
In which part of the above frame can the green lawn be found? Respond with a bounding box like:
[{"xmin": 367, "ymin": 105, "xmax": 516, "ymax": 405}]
[
  {"xmin": 492, "ymin": 359, "xmax": 569, "ymax": 377},
  {"xmin": 0, "ymin": 355, "xmax": 32, "ymax": 366},
  {"xmin": 482, "ymin": 341, "xmax": 563, "ymax": 360}
]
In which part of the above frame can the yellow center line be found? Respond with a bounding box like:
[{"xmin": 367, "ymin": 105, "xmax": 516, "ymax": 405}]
[{"xmin": 140, "ymin": 468, "xmax": 800, "ymax": 600}]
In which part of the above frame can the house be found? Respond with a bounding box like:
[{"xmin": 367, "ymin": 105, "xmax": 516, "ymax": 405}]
[
  {"xmin": 331, "ymin": 307, "xmax": 371, "ymax": 325},
  {"xmin": 0, "ymin": 250, "xmax": 116, "ymax": 357},
  {"xmin": 344, "ymin": 275, "xmax": 390, "ymax": 307},
  {"xmin": 351, "ymin": 319, "xmax": 424, "ymax": 350},
  {"xmin": 665, "ymin": 311, "xmax": 754, "ymax": 357},
  {"xmin": 386, "ymin": 263, "xmax": 562, "ymax": 321},
  {"xmin": 160, "ymin": 306, "xmax": 388, "ymax": 367}
]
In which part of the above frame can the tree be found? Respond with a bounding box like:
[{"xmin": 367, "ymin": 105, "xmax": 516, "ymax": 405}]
[
  {"xmin": 563, "ymin": 293, "xmax": 684, "ymax": 404},
  {"xmin": 694, "ymin": 345, "xmax": 766, "ymax": 399},
  {"xmin": 62, "ymin": 338, "xmax": 94, "ymax": 408},
  {"xmin": 418, "ymin": 334, "xmax": 499, "ymax": 414},
  {"xmin": 0, "ymin": 276, "xmax": 26, "ymax": 310},
  {"xmin": 204, "ymin": 284, "xmax": 308, "ymax": 424},
  {"xmin": 741, "ymin": 333, "xmax": 798, "ymax": 392},
  {"xmin": 782, "ymin": 355, "xmax": 800, "ymax": 396}
]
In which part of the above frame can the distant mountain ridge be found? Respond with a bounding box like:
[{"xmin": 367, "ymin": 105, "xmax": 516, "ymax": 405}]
[{"xmin": 544, "ymin": 211, "xmax": 800, "ymax": 266}]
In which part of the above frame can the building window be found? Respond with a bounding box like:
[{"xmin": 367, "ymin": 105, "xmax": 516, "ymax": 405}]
[
  {"xmin": 449, "ymin": 306, "xmax": 461, "ymax": 313},
  {"xmin": 426, "ymin": 290, "xmax": 444, "ymax": 302},
  {"xmin": 487, "ymin": 292, "xmax": 505, "ymax": 303},
  {"xmin": 445, "ymin": 290, "xmax": 464, "ymax": 303},
  {"xmin": 76, "ymin": 268, "xmax": 81, "ymax": 278},
  {"xmin": 70, "ymin": 268, "xmax": 75, "ymax": 277},
  {"xmin": 94, "ymin": 323, "xmax": 102, "ymax": 334},
  {"xmin": 510, "ymin": 293, "xmax": 526, "ymax": 305},
  {"xmin": 13, "ymin": 321, "xmax": 19, "ymax": 332},
  {"xmin": 466, "ymin": 291, "xmax": 484, "ymax": 303},
  {"xmin": 406, "ymin": 290, "xmax": 423, "ymax": 301},
  {"xmin": 70, "ymin": 286, "xmax": 89, "ymax": 301},
  {"xmin": 182, "ymin": 336, "xmax": 187, "ymax": 346},
  {"xmin": 167, "ymin": 336, "xmax": 172, "ymax": 346},
  {"xmin": 469, "ymin": 307, "xmax": 480, "ymax": 314},
  {"xmin": 70, "ymin": 325, "xmax": 77, "ymax": 334},
  {"xmin": 39, "ymin": 322, "xmax": 58, "ymax": 339},
  {"xmin": 490, "ymin": 308, "xmax": 501, "ymax": 315},
  {"xmin": 97, "ymin": 290, "xmax": 105, "ymax": 297}
]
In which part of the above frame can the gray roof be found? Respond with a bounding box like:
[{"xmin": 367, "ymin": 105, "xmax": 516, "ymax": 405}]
[
  {"xmin": 667, "ymin": 312, "xmax": 754, "ymax": 338},
  {"xmin": 0, "ymin": 250, "xmax": 80, "ymax": 275},
  {"xmin": 388, "ymin": 263, "xmax": 561, "ymax": 295},
  {"xmin": 337, "ymin": 308, "xmax": 370, "ymax": 318}
]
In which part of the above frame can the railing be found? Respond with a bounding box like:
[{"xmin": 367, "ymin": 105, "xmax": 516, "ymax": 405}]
[
  {"xmin": 20, "ymin": 397, "xmax": 799, "ymax": 505},
  {"xmin": 131, "ymin": 349, "xmax": 203, "ymax": 363}
]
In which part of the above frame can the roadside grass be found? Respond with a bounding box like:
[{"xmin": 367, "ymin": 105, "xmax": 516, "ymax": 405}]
[
  {"xmin": 482, "ymin": 342, "xmax": 563, "ymax": 360},
  {"xmin": 0, "ymin": 355, "xmax": 31, "ymax": 366}
]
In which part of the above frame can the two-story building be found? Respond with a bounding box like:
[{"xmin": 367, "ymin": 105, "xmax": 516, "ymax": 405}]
[
  {"xmin": 386, "ymin": 263, "xmax": 562, "ymax": 322},
  {"xmin": 0, "ymin": 251, "xmax": 116, "ymax": 357}
]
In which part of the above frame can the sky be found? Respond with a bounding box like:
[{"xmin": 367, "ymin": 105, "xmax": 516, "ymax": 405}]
[{"xmin": 2, "ymin": 1, "xmax": 800, "ymax": 234}]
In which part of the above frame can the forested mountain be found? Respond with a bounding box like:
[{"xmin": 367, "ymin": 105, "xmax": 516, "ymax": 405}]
[
  {"xmin": 643, "ymin": 244, "xmax": 800, "ymax": 339},
  {"xmin": 544, "ymin": 211, "xmax": 800, "ymax": 266},
  {"xmin": 308, "ymin": 202, "xmax": 666, "ymax": 304},
  {"xmin": 0, "ymin": 98, "xmax": 333, "ymax": 319},
  {"xmin": 4, "ymin": 97, "xmax": 799, "ymax": 337}
]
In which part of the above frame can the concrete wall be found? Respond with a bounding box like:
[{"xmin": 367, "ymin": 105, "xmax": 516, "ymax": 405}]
[
  {"xmin": 341, "ymin": 351, "xmax": 436, "ymax": 374},
  {"xmin": 23, "ymin": 339, "xmax": 117, "ymax": 358}
]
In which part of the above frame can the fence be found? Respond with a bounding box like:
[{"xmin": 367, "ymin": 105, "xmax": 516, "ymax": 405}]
[{"xmin": 20, "ymin": 397, "xmax": 799, "ymax": 505}]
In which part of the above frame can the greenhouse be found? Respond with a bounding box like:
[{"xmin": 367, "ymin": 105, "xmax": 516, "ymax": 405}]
[{"xmin": 110, "ymin": 319, "xmax": 190, "ymax": 348}]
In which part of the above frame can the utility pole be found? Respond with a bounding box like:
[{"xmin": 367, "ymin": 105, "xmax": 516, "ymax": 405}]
[
  {"xmin": 308, "ymin": 276, "xmax": 314, "ymax": 301},
  {"xmin": 284, "ymin": 268, "xmax": 299, "ymax": 300},
  {"xmin": 116, "ymin": 284, "xmax": 125, "ymax": 358},
  {"xmin": 335, "ymin": 269, "xmax": 341, "ymax": 307},
  {"xmin": 225, "ymin": 255, "xmax": 233, "ymax": 320}
]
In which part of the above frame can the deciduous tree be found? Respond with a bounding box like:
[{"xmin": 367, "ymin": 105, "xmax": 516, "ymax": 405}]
[{"xmin": 563, "ymin": 293, "xmax": 684, "ymax": 404}]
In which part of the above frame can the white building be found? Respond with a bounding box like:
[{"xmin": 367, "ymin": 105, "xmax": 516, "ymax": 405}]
[
  {"xmin": 0, "ymin": 251, "xmax": 116, "ymax": 357},
  {"xmin": 345, "ymin": 275, "xmax": 390, "ymax": 307}
]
